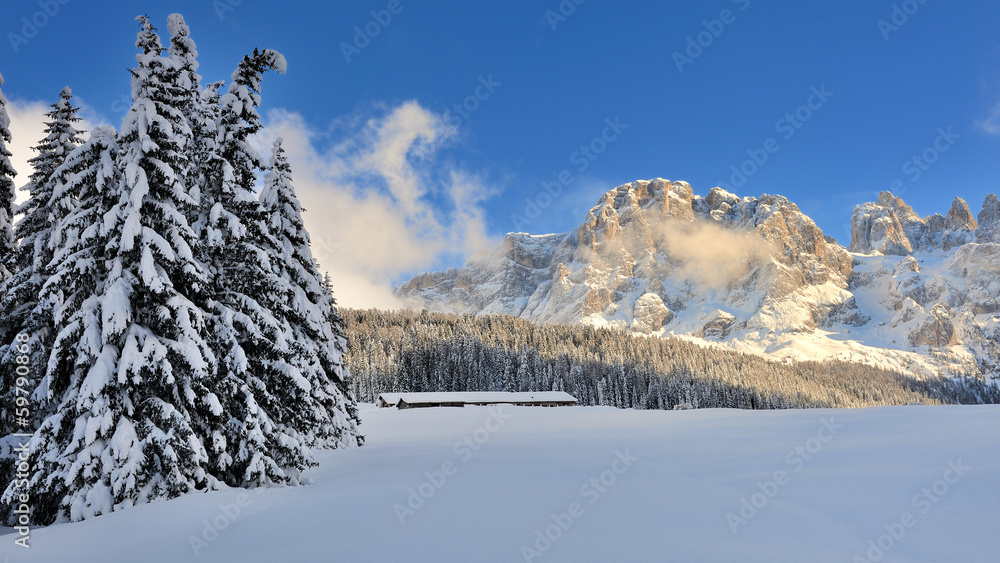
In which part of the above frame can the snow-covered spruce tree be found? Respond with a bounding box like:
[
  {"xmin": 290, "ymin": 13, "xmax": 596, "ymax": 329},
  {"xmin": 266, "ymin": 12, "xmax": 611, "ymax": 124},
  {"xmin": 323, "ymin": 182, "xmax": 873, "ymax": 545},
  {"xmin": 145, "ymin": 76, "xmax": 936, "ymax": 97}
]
[
  {"xmin": 166, "ymin": 13, "xmax": 201, "ymax": 120},
  {"xmin": 199, "ymin": 48, "xmax": 342, "ymax": 487},
  {"xmin": 165, "ymin": 13, "xmax": 210, "ymax": 217},
  {"xmin": 35, "ymin": 126, "xmax": 124, "ymax": 414},
  {"xmin": 3, "ymin": 17, "xmax": 222, "ymax": 525},
  {"xmin": 0, "ymin": 86, "xmax": 82, "ymax": 433},
  {"xmin": 0, "ymin": 73, "xmax": 19, "ymax": 444},
  {"xmin": 260, "ymin": 139, "xmax": 361, "ymax": 448},
  {"xmin": 0, "ymin": 73, "xmax": 15, "ymax": 286},
  {"xmin": 190, "ymin": 80, "xmax": 223, "ymax": 207},
  {"xmin": 0, "ymin": 126, "xmax": 125, "ymax": 523}
]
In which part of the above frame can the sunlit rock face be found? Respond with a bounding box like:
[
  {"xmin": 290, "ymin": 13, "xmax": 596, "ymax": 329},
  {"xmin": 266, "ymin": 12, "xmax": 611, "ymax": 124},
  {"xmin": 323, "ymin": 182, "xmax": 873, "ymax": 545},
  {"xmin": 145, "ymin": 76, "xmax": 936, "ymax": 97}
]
[{"xmin": 398, "ymin": 180, "xmax": 1000, "ymax": 381}]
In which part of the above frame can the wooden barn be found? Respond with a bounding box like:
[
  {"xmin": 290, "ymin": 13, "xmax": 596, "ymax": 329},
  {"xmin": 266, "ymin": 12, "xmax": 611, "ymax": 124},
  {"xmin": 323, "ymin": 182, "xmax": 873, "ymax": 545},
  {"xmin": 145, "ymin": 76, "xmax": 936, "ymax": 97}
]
[{"xmin": 376, "ymin": 391, "xmax": 577, "ymax": 409}]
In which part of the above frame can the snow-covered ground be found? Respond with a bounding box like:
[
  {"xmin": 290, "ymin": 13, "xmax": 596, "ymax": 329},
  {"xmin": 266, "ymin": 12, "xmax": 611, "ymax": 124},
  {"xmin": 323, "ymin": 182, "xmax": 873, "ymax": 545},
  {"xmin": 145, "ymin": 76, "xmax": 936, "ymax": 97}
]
[{"xmin": 3, "ymin": 403, "xmax": 998, "ymax": 562}]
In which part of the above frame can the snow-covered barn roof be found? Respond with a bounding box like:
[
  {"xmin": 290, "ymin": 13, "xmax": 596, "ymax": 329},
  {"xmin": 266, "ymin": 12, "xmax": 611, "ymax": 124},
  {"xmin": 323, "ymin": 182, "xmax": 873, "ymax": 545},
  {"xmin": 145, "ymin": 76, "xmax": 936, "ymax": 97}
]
[{"xmin": 376, "ymin": 391, "xmax": 577, "ymax": 408}]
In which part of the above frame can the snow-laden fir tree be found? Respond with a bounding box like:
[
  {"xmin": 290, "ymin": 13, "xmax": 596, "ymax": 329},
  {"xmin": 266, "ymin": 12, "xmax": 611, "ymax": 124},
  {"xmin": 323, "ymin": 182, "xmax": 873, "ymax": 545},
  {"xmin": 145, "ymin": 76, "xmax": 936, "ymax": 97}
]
[
  {"xmin": 166, "ymin": 13, "xmax": 201, "ymax": 118},
  {"xmin": 0, "ymin": 87, "xmax": 82, "ymax": 432},
  {"xmin": 0, "ymin": 14, "xmax": 364, "ymax": 525},
  {"xmin": 5, "ymin": 17, "xmax": 222, "ymax": 524},
  {"xmin": 0, "ymin": 126, "xmax": 126, "ymax": 522},
  {"xmin": 0, "ymin": 73, "xmax": 16, "ymax": 286},
  {"xmin": 165, "ymin": 13, "xmax": 210, "ymax": 215},
  {"xmin": 189, "ymin": 80, "xmax": 223, "ymax": 212},
  {"xmin": 0, "ymin": 73, "xmax": 19, "ymax": 439},
  {"xmin": 197, "ymin": 47, "xmax": 326, "ymax": 486},
  {"xmin": 0, "ymin": 86, "xmax": 83, "ymax": 321},
  {"xmin": 260, "ymin": 139, "xmax": 361, "ymax": 448},
  {"xmin": 37, "ymin": 126, "xmax": 124, "ymax": 411},
  {"xmin": 81, "ymin": 12, "xmax": 219, "ymax": 512}
]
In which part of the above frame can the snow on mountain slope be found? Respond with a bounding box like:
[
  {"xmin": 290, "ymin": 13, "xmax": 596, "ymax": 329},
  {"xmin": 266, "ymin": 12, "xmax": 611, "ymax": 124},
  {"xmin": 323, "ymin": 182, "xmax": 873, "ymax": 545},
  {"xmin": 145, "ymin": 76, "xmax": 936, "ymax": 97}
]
[
  {"xmin": 4, "ymin": 404, "xmax": 998, "ymax": 562},
  {"xmin": 397, "ymin": 180, "xmax": 1000, "ymax": 381}
]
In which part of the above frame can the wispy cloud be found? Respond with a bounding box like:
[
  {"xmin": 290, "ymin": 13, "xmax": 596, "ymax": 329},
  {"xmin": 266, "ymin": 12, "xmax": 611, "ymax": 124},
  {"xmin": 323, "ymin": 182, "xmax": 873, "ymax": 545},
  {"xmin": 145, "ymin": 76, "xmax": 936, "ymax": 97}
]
[
  {"xmin": 253, "ymin": 102, "xmax": 499, "ymax": 309},
  {"xmin": 7, "ymin": 98, "xmax": 51, "ymax": 203},
  {"xmin": 652, "ymin": 218, "xmax": 775, "ymax": 290},
  {"xmin": 976, "ymin": 100, "xmax": 1000, "ymax": 135}
]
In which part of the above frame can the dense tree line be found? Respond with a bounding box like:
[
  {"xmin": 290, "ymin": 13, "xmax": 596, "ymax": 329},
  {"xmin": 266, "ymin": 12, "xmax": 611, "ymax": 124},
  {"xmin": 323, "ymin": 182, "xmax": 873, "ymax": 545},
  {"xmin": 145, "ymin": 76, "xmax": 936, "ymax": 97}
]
[
  {"xmin": 343, "ymin": 308, "xmax": 1000, "ymax": 410},
  {"xmin": 0, "ymin": 15, "xmax": 360, "ymax": 526}
]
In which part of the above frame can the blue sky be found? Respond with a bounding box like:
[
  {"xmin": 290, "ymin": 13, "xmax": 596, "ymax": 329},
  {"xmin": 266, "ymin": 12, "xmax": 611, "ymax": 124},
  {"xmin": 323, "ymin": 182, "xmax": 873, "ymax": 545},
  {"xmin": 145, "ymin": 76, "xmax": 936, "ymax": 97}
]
[{"xmin": 3, "ymin": 0, "xmax": 1000, "ymax": 306}]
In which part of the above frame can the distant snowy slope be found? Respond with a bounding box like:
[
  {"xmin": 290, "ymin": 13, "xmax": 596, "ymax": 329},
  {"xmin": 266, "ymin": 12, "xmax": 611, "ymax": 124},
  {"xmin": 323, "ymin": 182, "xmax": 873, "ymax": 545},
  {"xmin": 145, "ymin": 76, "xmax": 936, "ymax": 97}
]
[
  {"xmin": 397, "ymin": 180, "xmax": 1000, "ymax": 381},
  {"xmin": 4, "ymin": 404, "xmax": 998, "ymax": 562}
]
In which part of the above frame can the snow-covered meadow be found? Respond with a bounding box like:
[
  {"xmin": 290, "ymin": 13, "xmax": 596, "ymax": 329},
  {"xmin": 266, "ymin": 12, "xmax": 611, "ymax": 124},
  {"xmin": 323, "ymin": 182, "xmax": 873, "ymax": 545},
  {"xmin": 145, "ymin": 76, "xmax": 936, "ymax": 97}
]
[{"xmin": 3, "ymin": 403, "xmax": 998, "ymax": 562}]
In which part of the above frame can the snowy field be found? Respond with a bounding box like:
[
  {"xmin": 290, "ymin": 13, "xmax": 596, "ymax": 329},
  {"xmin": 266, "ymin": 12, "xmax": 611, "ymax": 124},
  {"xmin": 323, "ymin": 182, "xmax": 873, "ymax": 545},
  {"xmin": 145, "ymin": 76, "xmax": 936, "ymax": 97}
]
[{"xmin": 3, "ymin": 403, "xmax": 999, "ymax": 562}]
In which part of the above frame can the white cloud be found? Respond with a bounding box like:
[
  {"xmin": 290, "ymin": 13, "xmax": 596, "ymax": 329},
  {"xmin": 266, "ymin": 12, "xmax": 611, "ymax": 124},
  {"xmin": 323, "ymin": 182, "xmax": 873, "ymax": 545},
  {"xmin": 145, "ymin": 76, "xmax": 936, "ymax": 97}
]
[
  {"xmin": 253, "ymin": 102, "xmax": 499, "ymax": 309},
  {"xmin": 976, "ymin": 100, "xmax": 1000, "ymax": 135},
  {"xmin": 652, "ymin": 219, "xmax": 775, "ymax": 289},
  {"xmin": 6, "ymin": 99, "xmax": 50, "ymax": 203}
]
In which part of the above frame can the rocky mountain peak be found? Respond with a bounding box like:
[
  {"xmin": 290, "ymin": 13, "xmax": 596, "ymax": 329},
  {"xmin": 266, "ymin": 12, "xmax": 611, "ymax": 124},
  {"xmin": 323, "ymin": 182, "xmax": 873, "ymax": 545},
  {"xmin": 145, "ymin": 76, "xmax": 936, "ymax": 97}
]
[
  {"xmin": 400, "ymin": 178, "xmax": 856, "ymax": 336},
  {"xmin": 976, "ymin": 193, "xmax": 1000, "ymax": 243},
  {"xmin": 876, "ymin": 190, "xmax": 910, "ymax": 214},
  {"xmin": 850, "ymin": 191, "xmax": 995, "ymax": 254},
  {"xmin": 849, "ymin": 194, "xmax": 913, "ymax": 256},
  {"xmin": 398, "ymin": 179, "xmax": 1000, "ymax": 382},
  {"xmin": 946, "ymin": 197, "xmax": 977, "ymax": 232},
  {"xmin": 396, "ymin": 178, "xmax": 1000, "ymax": 384}
]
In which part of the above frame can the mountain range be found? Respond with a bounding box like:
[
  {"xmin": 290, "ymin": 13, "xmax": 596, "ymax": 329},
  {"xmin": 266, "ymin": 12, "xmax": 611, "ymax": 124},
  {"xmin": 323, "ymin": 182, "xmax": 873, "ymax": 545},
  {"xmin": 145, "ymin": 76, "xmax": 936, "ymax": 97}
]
[{"xmin": 396, "ymin": 179, "xmax": 1000, "ymax": 381}]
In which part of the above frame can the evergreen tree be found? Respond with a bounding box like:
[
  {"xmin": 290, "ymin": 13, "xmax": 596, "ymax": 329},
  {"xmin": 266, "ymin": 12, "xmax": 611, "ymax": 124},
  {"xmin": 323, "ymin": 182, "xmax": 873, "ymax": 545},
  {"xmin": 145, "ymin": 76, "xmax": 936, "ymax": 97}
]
[
  {"xmin": 37, "ymin": 126, "xmax": 123, "ymax": 415},
  {"xmin": 3, "ymin": 17, "xmax": 220, "ymax": 524},
  {"xmin": 0, "ymin": 72, "xmax": 15, "ymax": 285},
  {"xmin": 200, "ymin": 47, "xmax": 322, "ymax": 486},
  {"xmin": 189, "ymin": 80, "xmax": 223, "ymax": 220},
  {"xmin": 104, "ymin": 11, "xmax": 219, "ymax": 505},
  {"xmin": 0, "ymin": 126, "xmax": 126, "ymax": 523},
  {"xmin": 165, "ymin": 13, "xmax": 210, "ymax": 220},
  {"xmin": 260, "ymin": 139, "xmax": 362, "ymax": 447},
  {"xmin": 0, "ymin": 86, "xmax": 82, "ymax": 434},
  {"xmin": 166, "ymin": 13, "xmax": 201, "ymax": 116},
  {"xmin": 0, "ymin": 73, "xmax": 19, "ymax": 439},
  {"xmin": 1, "ymin": 86, "xmax": 83, "ymax": 315},
  {"xmin": 0, "ymin": 14, "xmax": 366, "ymax": 525}
]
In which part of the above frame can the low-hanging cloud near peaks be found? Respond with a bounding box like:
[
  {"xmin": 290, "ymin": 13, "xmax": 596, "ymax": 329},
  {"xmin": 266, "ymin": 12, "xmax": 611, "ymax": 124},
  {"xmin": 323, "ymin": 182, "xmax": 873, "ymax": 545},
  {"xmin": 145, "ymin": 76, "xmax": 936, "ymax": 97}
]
[{"xmin": 654, "ymin": 218, "xmax": 775, "ymax": 289}]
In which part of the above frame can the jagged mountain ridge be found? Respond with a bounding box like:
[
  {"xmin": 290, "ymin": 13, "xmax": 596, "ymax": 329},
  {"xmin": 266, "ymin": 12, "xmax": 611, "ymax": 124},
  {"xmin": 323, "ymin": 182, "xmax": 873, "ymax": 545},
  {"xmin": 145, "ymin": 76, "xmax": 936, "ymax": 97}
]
[
  {"xmin": 396, "ymin": 179, "xmax": 1000, "ymax": 381},
  {"xmin": 850, "ymin": 191, "xmax": 996, "ymax": 254}
]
